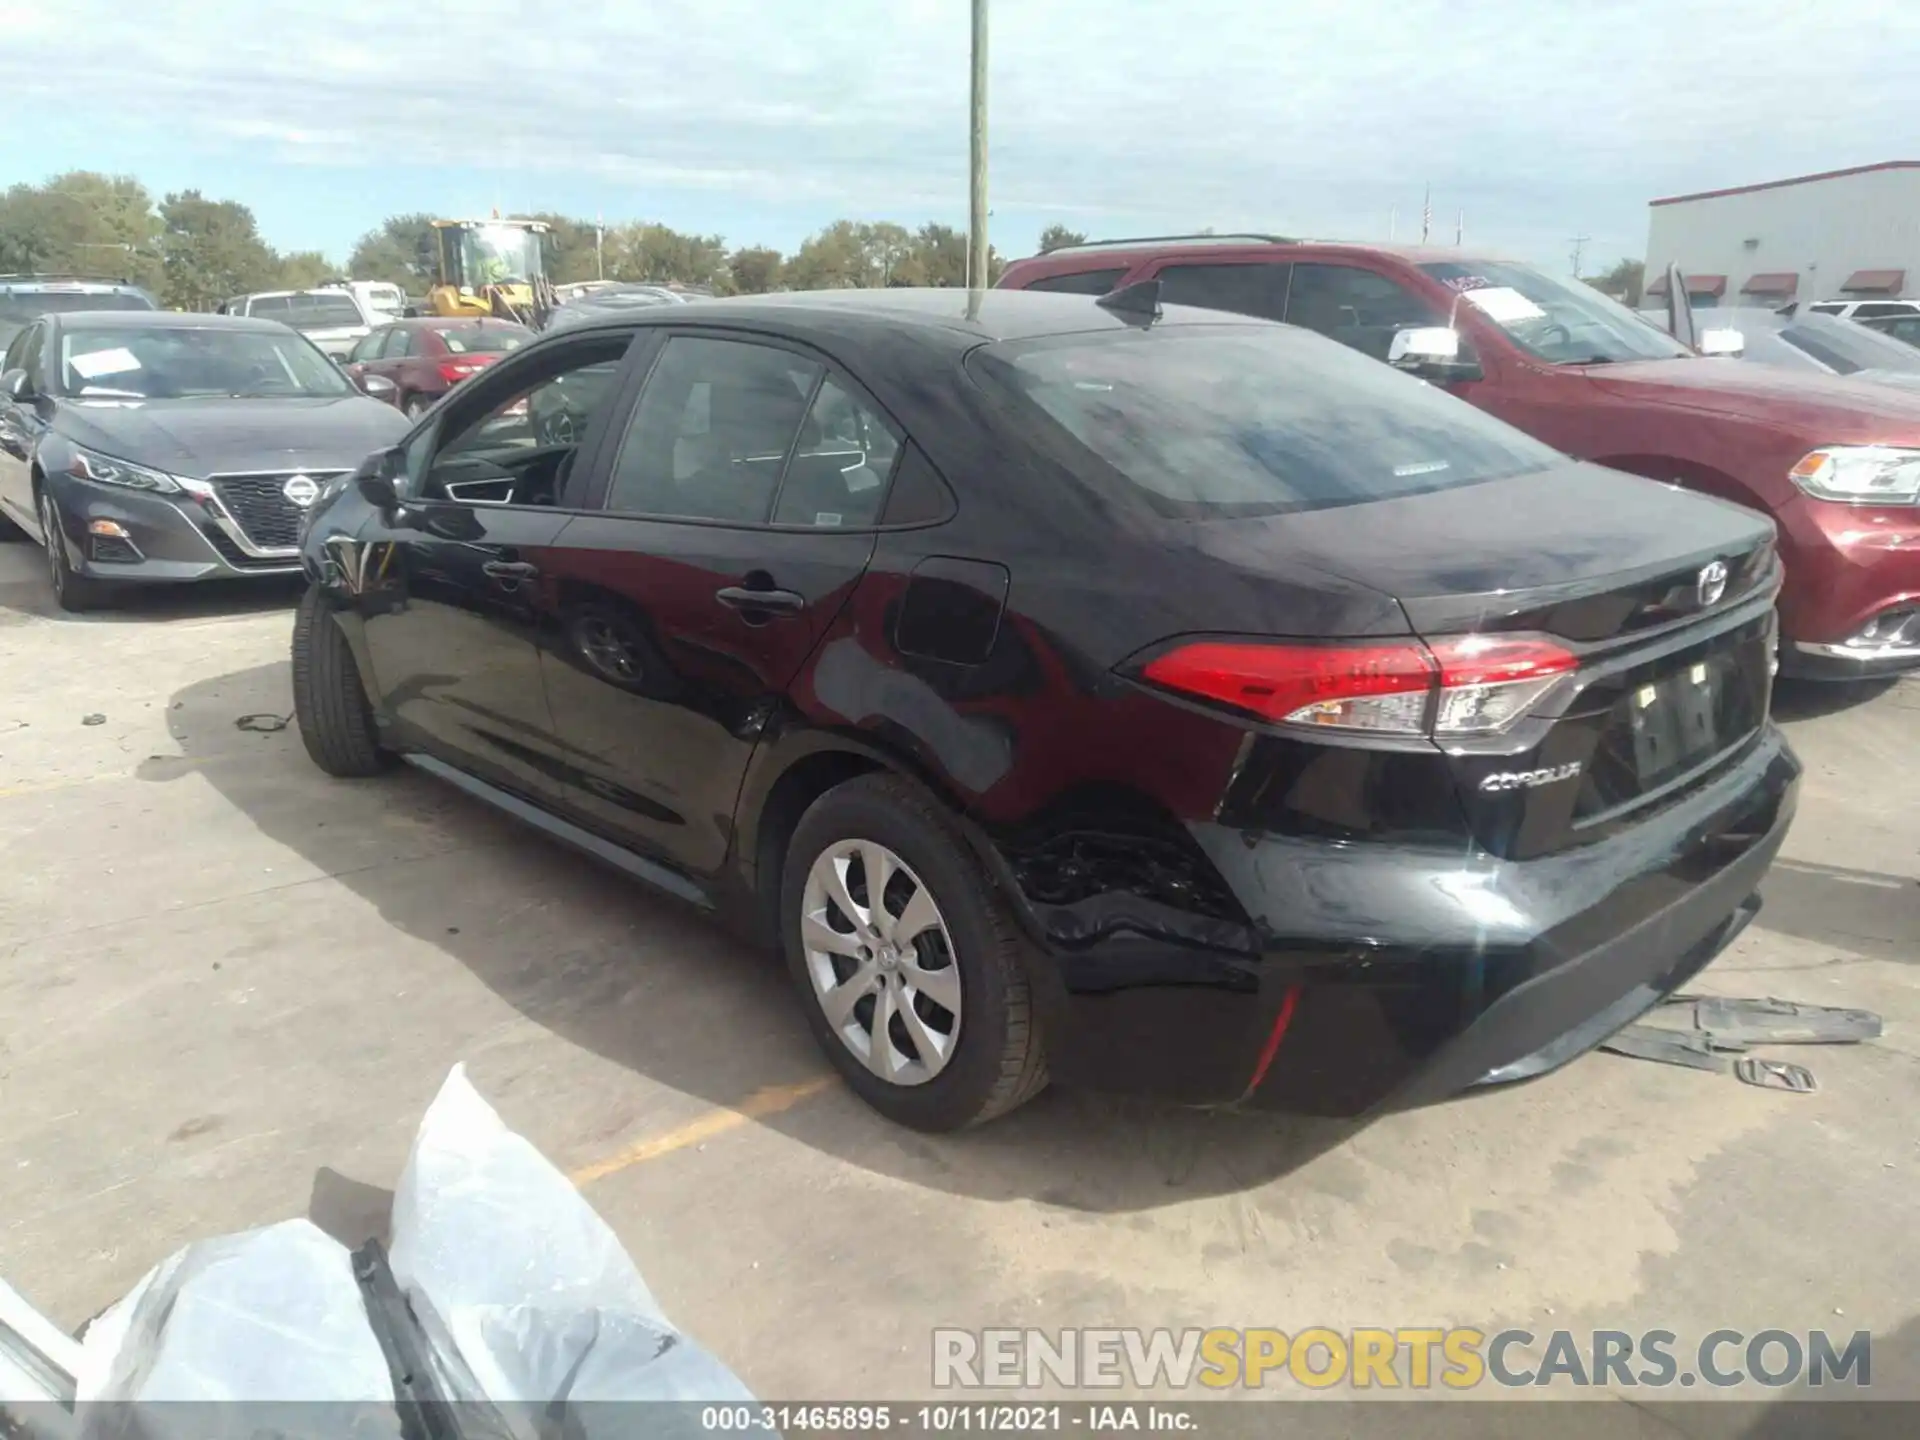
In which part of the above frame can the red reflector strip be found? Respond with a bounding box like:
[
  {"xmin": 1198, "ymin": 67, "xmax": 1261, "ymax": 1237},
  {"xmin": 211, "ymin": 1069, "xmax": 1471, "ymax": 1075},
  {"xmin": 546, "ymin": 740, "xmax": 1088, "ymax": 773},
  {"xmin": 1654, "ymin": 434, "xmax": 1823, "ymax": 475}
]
[{"xmin": 1242, "ymin": 983, "xmax": 1302, "ymax": 1099}]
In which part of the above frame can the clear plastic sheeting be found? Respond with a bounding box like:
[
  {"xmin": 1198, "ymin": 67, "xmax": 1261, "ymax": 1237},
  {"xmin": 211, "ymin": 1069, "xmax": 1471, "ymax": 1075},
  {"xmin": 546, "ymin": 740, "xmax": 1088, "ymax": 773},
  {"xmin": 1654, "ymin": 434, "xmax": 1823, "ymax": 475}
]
[
  {"xmin": 1, "ymin": 1065, "xmax": 757, "ymax": 1440},
  {"xmin": 388, "ymin": 1066, "xmax": 757, "ymax": 1413}
]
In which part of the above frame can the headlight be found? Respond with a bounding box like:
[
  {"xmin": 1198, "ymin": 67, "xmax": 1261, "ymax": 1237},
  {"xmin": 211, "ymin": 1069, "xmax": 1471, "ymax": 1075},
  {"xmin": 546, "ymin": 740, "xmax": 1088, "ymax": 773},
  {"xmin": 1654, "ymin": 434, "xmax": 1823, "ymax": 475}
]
[
  {"xmin": 68, "ymin": 447, "xmax": 184, "ymax": 494},
  {"xmin": 1789, "ymin": 446, "xmax": 1920, "ymax": 505}
]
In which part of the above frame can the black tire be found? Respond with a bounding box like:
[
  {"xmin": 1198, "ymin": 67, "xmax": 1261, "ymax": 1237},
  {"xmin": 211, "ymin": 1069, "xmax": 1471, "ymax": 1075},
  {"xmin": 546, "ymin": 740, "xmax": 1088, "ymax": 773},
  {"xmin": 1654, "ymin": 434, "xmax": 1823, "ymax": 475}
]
[
  {"xmin": 781, "ymin": 773, "xmax": 1048, "ymax": 1131},
  {"xmin": 291, "ymin": 584, "xmax": 391, "ymax": 777},
  {"xmin": 39, "ymin": 487, "xmax": 109, "ymax": 612}
]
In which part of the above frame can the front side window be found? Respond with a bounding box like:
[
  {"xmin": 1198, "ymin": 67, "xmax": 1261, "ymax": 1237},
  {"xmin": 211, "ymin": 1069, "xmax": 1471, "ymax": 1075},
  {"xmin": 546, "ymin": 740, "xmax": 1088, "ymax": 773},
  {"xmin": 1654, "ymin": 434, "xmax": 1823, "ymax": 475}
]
[
  {"xmin": 1155, "ymin": 262, "xmax": 1290, "ymax": 322},
  {"xmin": 605, "ymin": 336, "xmax": 821, "ymax": 524},
  {"xmin": 1285, "ymin": 263, "xmax": 1444, "ymax": 361},
  {"xmin": 55, "ymin": 325, "xmax": 352, "ymax": 399},
  {"xmin": 971, "ymin": 324, "xmax": 1560, "ymax": 518},
  {"xmin": 1421, "ymin": 260, "xmax": 1698, "ymax": 365}
]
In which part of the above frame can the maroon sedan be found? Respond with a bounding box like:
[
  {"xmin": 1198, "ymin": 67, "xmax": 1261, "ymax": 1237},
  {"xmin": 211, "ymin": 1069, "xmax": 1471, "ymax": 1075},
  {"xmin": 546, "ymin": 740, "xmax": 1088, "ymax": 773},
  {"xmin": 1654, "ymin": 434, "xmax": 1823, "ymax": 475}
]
[{"xmin": 342, "ymin": 318, "xmax": 532, "ymax": 420}]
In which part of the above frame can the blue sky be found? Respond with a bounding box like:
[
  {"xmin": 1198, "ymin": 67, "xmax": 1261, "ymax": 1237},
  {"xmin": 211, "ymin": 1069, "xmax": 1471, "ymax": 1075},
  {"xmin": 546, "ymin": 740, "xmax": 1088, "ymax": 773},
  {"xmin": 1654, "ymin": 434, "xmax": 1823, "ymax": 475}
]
[{"xmin": 2, "ymin": 0, "xmax": 1912, "ymax": 273}]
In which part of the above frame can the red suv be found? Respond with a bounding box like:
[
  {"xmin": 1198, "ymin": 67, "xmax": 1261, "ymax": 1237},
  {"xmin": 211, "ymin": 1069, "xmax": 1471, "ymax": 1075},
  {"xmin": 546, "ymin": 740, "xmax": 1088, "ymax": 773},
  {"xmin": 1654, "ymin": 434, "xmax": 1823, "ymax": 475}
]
[
  {"xmin": 342, "ymin": 317, "xmax": 532, "ymax": 421},
  {"xmin": 1000, "ymin": 235, "xmax": 1920, "ymax": 679}
]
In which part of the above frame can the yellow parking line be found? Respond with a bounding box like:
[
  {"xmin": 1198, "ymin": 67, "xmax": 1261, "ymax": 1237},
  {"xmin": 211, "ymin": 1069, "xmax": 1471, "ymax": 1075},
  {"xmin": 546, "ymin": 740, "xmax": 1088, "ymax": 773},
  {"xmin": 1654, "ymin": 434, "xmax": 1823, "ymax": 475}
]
[{"xmin": 569, "ymin": 1075, "xmax": 837, "ymax": 1185}]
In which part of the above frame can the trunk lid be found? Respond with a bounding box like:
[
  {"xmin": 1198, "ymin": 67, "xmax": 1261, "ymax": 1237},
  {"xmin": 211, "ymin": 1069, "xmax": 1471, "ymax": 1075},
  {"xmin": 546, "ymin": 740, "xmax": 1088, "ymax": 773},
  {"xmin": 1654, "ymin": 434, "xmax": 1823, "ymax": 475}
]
[{"xmin": 1190, "ymin": 462, "xmax": 1779, "ymax": 859}]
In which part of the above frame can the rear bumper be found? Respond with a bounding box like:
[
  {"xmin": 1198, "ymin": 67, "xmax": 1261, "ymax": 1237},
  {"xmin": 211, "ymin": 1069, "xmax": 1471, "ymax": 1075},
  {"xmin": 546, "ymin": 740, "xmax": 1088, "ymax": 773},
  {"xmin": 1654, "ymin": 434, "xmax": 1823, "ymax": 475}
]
[
  {"xmin": 1775, "ymin": 493, "xmax": 1920, "ymax": 672},
  {"xmin": 1018, "ymin": 726, "xmax": 1799, "ymax": 1114},
  {"xmin": 47, "ymin": 472, "xmax": 301, "ymax": 583}
]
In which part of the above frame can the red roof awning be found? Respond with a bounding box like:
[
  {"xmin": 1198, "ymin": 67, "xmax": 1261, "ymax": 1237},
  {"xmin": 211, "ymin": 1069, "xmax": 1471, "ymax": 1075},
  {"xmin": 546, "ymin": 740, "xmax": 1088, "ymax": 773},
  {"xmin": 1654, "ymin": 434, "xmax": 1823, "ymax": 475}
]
[
  {"xmin": 1841, "ymin": 269, "xmax": 1906, "ymax": 294},
  {"xmin": 1645, "ymin": 273, "xmax": 1727, "ymax": 297},
  {"xmin": 1740, "ymin": 272, "xmax": 1800, "ymax": 297}
]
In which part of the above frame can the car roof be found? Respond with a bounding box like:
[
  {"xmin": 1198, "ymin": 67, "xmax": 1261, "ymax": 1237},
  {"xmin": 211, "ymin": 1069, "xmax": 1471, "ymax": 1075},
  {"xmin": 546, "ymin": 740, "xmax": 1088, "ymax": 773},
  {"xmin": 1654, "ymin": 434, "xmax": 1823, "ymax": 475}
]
[
  {"xmin": 55, "ymin": 310, "xmax": 293, "ymax": 334},
  {"xmin": 559, "ymin": 285, "xmax": 1274, "ymax": 348},
  {"xmin": 1006, "ymin": 238, "xmax": 1520, "ymax": 275},
  {"xmin": 0, "ymin": 276, "xmax": 148, "ymax": 293}
]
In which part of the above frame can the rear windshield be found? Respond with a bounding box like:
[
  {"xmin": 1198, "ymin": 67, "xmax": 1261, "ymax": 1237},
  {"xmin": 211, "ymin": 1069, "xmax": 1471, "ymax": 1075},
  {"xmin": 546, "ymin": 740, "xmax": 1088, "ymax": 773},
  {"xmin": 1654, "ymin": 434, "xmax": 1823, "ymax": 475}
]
[
  {"xmin": 283, "ymin": 294, "xmax": 365, "ymax": 328},
  {"xmin": 970, "ymin": 325, "xmax": 1561, "ymax": 517},
  {"xmin": 440, "ymin": 325, "xmax": 529, "ymax": 354},
  {"xmin": 0, "ymin": 291, "xmax": 153, "ymax": 322}
]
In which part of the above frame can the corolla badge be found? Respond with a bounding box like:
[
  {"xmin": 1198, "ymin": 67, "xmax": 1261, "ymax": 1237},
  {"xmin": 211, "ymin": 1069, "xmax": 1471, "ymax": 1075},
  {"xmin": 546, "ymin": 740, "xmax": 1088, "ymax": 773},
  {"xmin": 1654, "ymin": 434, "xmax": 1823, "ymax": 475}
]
[
  {"xmin": 282, "ymin": 474, "xmax": 321, "ymax": 508},
  {"xmin": 1479, "ymin": 761, "xmax": 1583, "ymax": 793},
  {"xmin": 1696, "ymin": 559, "xmax": 1729, "ymax": 607}
]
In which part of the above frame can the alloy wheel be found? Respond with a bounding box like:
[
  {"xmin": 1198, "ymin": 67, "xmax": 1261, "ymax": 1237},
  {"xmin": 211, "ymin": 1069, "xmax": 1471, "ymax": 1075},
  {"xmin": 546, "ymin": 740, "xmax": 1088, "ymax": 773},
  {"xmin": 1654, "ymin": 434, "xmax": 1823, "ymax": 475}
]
[
  {"xmin": 40, "ymin": 492, "xmax": 63, "ymax": 597},
  {"xmin": 800, "ymin": 839, "xmax": 961, "ymax": 1086}
]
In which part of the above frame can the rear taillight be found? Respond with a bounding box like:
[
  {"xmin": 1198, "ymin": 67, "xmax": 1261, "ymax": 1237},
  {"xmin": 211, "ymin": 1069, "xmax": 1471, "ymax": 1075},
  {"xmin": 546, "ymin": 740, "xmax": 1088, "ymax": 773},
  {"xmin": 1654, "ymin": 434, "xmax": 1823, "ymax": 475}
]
[
  {"xmin": 1139, "ymin": 634, "xmax": 1576, "ymax": 738},
  {"xmin": 439, "ymin": 360, "xmax": 486, "ymax": 383}
]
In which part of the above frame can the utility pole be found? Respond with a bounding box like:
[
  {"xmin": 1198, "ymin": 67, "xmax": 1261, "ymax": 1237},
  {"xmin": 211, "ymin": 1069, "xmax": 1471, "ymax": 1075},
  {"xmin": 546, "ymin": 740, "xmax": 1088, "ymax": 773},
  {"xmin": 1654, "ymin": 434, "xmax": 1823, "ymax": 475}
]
[
  {"xmin": 596, "ymin": 213, "xmax": 605, "ymax": 281},
  {"xmin": 967, "ymin": 0, "xmax": 989, "ymax": 291},
  {"xmin": 1569, "ymin": 233, "xmax": 1591, "ymax": 277}
]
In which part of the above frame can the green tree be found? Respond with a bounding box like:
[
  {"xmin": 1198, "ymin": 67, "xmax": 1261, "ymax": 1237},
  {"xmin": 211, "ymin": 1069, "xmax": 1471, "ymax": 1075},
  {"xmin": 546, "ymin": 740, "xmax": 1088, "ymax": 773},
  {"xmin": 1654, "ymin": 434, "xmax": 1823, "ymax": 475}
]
[
  {"xmin": 0, "ymin": 172, "xmax": 164, "ymax": 292},
  {"xmin": 726, "ymin": 245, "xmax": 783, "ymax": 294},
  {"xmin": 275, "ymin": 250, "xmax": 337, "ymax": 290},
  {"xmin": 157, "ymin": 190, "xmax": 279, "ymax": 310},
  {"xmin": 516, "ymin": 212, "xmax": 602, "ymax": 285},
  {"xmin": 347, "ymin": 212, "xmax": 438, "ymax": 290},
  {"xmin": 604, "ymin": 222, "xmax": 728, "ymax": 288},
  {"xmin": 1587, "ymin": 257, "xmax": 1645, "ymax": 306},
  {"xmin": 1037, "ymin": 223, "xmax": 1087, "ymax": 254}
]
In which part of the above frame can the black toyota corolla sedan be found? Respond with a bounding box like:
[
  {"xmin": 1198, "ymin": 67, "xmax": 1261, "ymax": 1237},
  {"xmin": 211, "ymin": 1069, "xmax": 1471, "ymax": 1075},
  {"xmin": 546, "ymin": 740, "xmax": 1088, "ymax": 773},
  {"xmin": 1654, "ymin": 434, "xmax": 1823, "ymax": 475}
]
[
  {"xmin": 0, "ymin": 311, "xmax": 409, "ymax": 610},
  {"xmin": 291, "ymin": 286, "xmax": 1799, "ymax": 1131}
]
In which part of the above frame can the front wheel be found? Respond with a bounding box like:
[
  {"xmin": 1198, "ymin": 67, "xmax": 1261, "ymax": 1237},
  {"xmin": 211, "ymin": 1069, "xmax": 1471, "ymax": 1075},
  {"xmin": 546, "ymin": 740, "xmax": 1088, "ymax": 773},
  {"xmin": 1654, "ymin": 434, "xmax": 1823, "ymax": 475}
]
[
  {"xmin": 291, "ymin": 585, "xmax": 392, "ymax": 777},
  {"xmin": 781, "ymin": 774, "xmax": 1047, "ymax": 1131},
  {"xmin": 40, "ymin": 488, "xmax": 109, "ymax": 612}
]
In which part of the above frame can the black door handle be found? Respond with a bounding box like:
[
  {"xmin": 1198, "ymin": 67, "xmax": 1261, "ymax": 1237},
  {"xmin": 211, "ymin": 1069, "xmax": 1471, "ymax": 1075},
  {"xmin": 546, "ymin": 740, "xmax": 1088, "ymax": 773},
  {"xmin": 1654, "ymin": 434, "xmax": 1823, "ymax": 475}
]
[
  {"xmin": 483, "ymin": 559, "xmax": 539, "ymax": 580},
  {"xmin": 715, "ymin": 585, "xmax": 806, "ymax": 614}
]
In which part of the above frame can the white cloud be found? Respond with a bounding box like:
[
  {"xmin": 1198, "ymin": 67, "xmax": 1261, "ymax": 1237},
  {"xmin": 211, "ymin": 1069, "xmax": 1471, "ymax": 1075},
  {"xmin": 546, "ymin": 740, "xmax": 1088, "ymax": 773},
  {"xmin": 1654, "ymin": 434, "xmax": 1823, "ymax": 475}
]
[{"xmin": 1, "ymin": 0, "xmax": 1911, "ymax": 263}]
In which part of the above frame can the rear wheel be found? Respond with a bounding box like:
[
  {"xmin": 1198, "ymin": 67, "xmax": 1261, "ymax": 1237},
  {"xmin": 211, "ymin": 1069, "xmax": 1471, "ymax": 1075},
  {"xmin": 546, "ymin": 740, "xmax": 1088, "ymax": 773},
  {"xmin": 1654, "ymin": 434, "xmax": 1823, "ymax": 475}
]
[
  {"xmin": 781, "ymin": 774, "xmax": 1047, "ymax": 1130},
  {"xmin": 291, "ymin": 584, "xmax": 391, "ymax": 777},
  {"xmin": 39, "ymin": 488, "xmax": 109, "ymax": 612}
]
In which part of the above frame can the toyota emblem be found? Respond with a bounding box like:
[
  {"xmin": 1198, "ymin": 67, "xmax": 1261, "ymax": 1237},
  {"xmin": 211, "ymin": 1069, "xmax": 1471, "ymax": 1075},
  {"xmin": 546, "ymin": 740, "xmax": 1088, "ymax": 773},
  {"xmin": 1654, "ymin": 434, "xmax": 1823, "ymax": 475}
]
[
  {"xmin": 1697, "ymin": 559, "xmax": 1729, "ymax": 607},
  {"xmin": 282, "ymin": 474, "xmax": 320, "ymax": 508}
]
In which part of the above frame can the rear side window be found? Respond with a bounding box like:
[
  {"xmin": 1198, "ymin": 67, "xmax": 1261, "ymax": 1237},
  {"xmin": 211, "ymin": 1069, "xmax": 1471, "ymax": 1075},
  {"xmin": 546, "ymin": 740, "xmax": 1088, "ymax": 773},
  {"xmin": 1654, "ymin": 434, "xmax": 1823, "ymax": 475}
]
[
  {"xmin": 1154, "ymin": 262, "xmax": 1289, "ymax": 321},
  {"xmin": 606, "ymin": 336, "xmax": 822, "ymax": 524},
  {"xmin": 381, "ymin": 329, "xmax": 415, "ymax": 359},
  {"xmin": 1286, "ymin": 264, "xmax": 1444, "ymax": 361},
  {"xmin": 1808, "ymin": 302, "xmax": 1846, "ymax": 315},
  {"xmin": 249, "ymin": 295, "xmax": 290, "ymax": 317},
  {"xmin": 1022, "ymin": 268, "xmax": 1126, "ymax": 295},
  {"xmin": 771, "ymin": 376, "xmax": 901, "ymax": 528},
  {"xmin": 970, "ymin": 326, "xmax": 1560, "ymax": 518}
]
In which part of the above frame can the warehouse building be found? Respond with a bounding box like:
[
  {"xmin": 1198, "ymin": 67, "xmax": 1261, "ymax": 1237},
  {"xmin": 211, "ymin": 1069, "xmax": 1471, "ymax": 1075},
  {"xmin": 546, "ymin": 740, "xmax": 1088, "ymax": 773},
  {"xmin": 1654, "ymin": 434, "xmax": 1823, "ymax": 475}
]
[{"xmin": 1643, "ymin": 160, "xmax": 1919, "ymax": 310}]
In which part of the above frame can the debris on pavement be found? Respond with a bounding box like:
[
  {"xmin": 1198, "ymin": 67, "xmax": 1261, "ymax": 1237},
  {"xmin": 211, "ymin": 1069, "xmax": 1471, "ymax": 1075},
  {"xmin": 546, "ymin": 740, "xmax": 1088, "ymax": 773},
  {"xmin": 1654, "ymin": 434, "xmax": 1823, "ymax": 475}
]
[
  {"xmin": 233, "ymin": 713, "xmax": 291, "ymax": 734},
  {"xmin": 80, "ymin": 715, "xmax": 104, "ymax": 727},
  {"xmin": 1601, "ymin": 995, "xmax": 1883, "ymax": 1092}
]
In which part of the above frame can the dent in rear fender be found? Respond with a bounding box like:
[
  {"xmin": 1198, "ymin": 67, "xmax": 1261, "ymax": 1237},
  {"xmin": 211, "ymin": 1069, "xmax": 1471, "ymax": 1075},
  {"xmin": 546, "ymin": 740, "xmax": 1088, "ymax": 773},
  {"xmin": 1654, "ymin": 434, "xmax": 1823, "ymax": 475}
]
[{"xmin": 780, "ymin": 574, "xmax": 1271, "ymax": 970}]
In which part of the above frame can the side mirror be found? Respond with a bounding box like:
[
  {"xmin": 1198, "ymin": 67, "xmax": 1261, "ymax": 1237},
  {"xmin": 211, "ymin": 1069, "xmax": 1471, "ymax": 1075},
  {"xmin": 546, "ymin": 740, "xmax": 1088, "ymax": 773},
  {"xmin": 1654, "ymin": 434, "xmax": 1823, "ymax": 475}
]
[
  {"xmin": 1, "ymin": 368, "xmax": 30, "ymax": 401},
  {"xmin": 360, "ymin": 373, "xmax": 399, "ymax": 401},
  {"xmin": 1698, "ymin": 328, "xmax": 1745, "ymax": 358},
  {"xmin": 355, "ymin": 446, "xmax": 407, "ymax": 511},
  {"xmin": 1387, "ymin": 327, "xmax": 1484, "ymax": 383}
]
